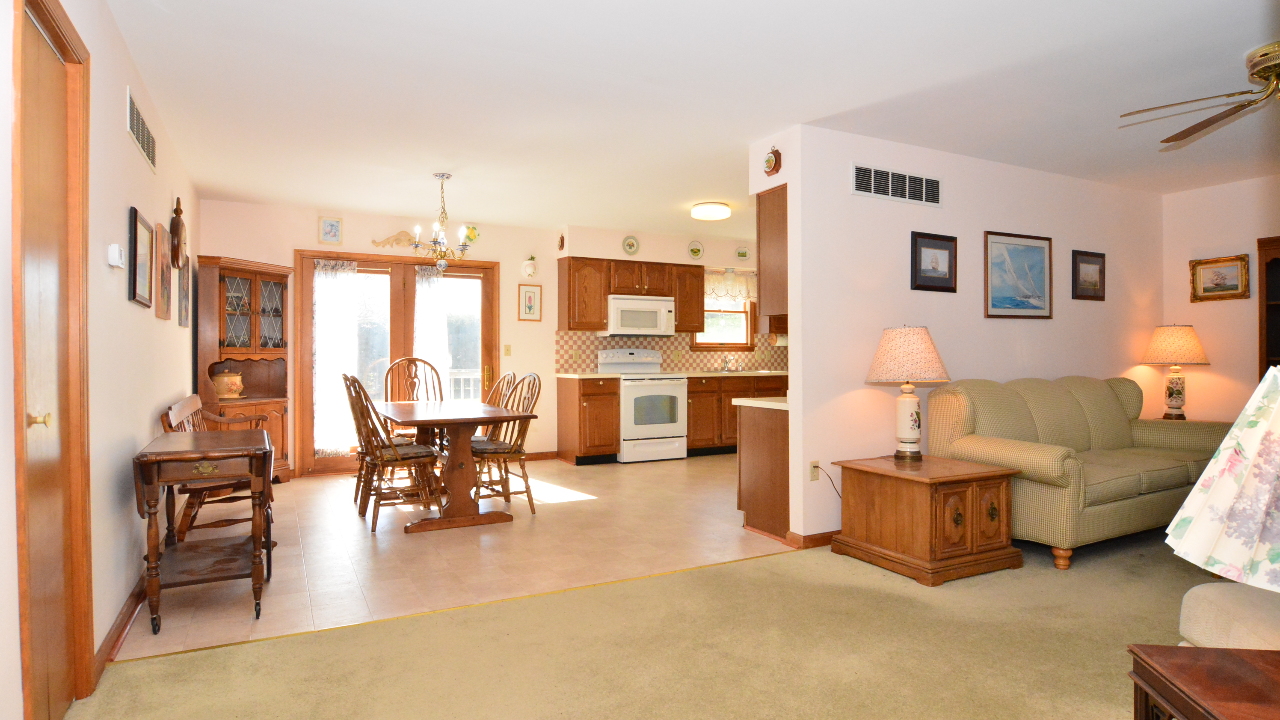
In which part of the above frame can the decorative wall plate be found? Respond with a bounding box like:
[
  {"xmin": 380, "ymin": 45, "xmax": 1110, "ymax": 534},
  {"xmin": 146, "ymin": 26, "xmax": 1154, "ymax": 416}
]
[
  {"xmin": 764, "ymin": 147, "xmax": 782, "ymax": 176},
  {"xmin": 688, "ymin": 241, "xmax": 705, "ymax": 260},
  {"xmin": 736, "ymin": 247, "xmax": 750, "ymax": 260},
  {"xmin": 623, "ymin": 235, "xmax": 640, "ymax": 255}
]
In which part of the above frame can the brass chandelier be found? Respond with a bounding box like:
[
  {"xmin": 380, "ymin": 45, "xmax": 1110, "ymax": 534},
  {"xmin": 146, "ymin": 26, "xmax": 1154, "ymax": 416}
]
[{"xmin": 412, "ymin": 173, "xmax": 478, "ymax": 270}]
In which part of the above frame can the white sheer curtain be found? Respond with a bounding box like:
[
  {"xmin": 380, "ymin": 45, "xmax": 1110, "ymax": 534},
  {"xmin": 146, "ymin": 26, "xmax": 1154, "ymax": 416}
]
[
  {"xmin": 313, "ymin": 259, "xmax": 359, "ymax": 456},
  {"xmin": 413, "ymin": 265, "xmax": 453, "ymax": 393},
  {"xmin": 704, "ymin": 268, "xmax": 757, "ymax": 310}
]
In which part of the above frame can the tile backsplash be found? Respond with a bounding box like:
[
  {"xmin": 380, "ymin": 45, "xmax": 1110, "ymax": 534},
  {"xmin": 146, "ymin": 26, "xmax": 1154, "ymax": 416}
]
[{"xmin": 555, "ymin": 331, "xmax": 788, "ymax": 374}]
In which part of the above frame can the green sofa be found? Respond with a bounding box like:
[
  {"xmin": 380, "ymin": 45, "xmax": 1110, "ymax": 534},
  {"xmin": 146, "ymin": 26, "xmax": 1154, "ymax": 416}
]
[{"xmin": 926, "ymin": 376, "xmax": 1231, "ymax": 569}]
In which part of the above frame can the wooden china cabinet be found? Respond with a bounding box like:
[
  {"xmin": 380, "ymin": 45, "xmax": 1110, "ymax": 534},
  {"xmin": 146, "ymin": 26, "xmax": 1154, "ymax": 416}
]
[{"xmin": 195, "ymin": 256, "xmax": 293, "ymax": 480}]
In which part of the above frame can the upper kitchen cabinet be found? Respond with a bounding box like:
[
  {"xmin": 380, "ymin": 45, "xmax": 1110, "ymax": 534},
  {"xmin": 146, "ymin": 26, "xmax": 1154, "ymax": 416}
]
[
  {"xmin": 609, "ymin": 260, "xmax": 673, "ymax": 297},
  {"xmin": 559, "ymin": 256, "xmax": 610, "ymax": 331},
  {"xmin": 672, "ymin": 264, "xmax": 705, "ymax": 333},
  {"xmin": 757, "ymin": 184, "xmax": 787, "ymax": 328},
  {"xmin": 641, "ymin": 262, "xmax": 674, "ymax": 297}
]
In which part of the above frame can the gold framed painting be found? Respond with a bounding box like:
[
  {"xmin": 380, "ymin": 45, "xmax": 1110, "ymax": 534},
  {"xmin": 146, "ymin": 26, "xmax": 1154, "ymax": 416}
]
[{"xmin": 1190, "ymin": 254, "xmax": 1249, "ymax": 302}]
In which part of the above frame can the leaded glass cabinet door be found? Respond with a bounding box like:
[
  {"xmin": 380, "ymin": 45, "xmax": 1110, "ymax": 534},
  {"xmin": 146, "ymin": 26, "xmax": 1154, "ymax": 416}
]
[
  {"xmin": 221, "ymin": 272, "xmax": 254, "ymax": 350},
  {"xmin": 258, "ymin": 277, "xmax": 287, "ymax": 354}
]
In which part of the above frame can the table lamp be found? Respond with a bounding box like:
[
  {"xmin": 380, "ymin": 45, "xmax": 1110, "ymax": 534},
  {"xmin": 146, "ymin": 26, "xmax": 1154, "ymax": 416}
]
[
  {"xmin": 1141, "ymin": 325, "xmax": 1209, "ymax": 420},
  {"xmin": 866, "ymin": 326, "xmax": 950, "ymax": 461}
]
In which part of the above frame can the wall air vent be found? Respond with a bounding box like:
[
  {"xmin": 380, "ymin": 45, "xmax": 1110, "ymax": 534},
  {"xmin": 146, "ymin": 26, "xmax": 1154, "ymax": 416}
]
[
  {"xmin": 852, "ymin": 164, "xmax": 940, "ymax": 207},
  {"xmin": 127, "ymin": 88, "xmax": 156, "ymax": 169}
]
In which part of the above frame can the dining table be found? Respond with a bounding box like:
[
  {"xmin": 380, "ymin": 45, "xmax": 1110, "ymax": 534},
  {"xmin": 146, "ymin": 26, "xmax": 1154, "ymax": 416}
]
[{"xmin": 376, "ymin": 400, "xmax": 537, "ymax": 533}]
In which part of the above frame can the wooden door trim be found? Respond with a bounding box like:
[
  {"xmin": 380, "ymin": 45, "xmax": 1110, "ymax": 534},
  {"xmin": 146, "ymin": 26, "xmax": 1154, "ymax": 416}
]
[
  {"xmin": 293, "ymin": 250, "xmax": 501, "ymax": 476},
  {"xmin": 13, "ymin": 0, "xmax": 96, "ymax": 710},
  {"xmin": 1257, "ymin": 236, "xmax": 1280, "ymax": 379}
]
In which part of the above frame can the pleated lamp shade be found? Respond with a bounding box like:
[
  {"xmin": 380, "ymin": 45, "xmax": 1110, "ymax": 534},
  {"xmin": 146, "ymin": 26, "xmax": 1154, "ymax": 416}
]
[
  {"xmin": 866, "ymin": 326, "xmax": 950, "ymax": 384},
  {"xmin": 1141, "ymin": 325, "xmax": 1209, "ymax": 366}
]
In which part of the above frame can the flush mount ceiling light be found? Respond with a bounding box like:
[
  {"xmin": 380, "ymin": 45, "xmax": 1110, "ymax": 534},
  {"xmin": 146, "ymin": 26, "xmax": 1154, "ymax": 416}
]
[{"xmin": 691, "ymin": 202, "xmax": 731, "ymax": 221}]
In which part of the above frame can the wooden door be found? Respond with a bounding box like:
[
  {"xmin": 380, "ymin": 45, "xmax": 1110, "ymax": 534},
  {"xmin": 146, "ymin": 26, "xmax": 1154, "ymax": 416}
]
[
  {"xmin": 558, "ymin": 257, "xmax": 609, "ymax": 330},
  {"xmin": 1258, "ymin": 237, "xmax": 1280, "ymax": 379},
  {"xmin": 580, "ymin": 393, "xmax": 620, "ymax": 455},
  {"xmin": 672, "ymin": 264, "xmax": 704, "ymax": 333},
  {"xmin": 219, "ymin": 271, "xmax": 255, "ymax": 353},
  {"xmin": 687, "ymin": 391, "xmax": 720, "ymax": 448},
  {"xmin": 257, "ymin": 401, "xmax": 289, "ymax": 466},
  {"xmin": 255, "ymin": 274, "xmax": 287, "ymax": 355},
  {"xmin": 641, "ymin": 263, "xmax": 673, "ymax": 297},
  {"xmin": 973, "ymin": 481, "xmax": 1009, "ymax": 552},
  {"xmin": 609, "ymin": 260, "xmax": 644, "ymax": 295},
  {"xmin": 719, "ymin": 378, "xmax": 754, "ymax": 446},
  {"xmin": 934, "ymin": 485, "xmax": 973, "ymax": 559},
  {"xmin": 757, "ymin": 184, "xmax": 787, "ymax": 321},
  {"xmin": 17, "ymin": 2, "xmax": 93, "ymax": 714}
]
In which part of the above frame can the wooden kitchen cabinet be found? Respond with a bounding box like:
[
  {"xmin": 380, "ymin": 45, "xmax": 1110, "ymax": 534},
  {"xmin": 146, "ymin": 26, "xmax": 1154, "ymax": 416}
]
[
  {"xmin": 687, "ymin": 375, "xmax": 788, "ymax": 452},
  {"xmin": 672, "ymin": 264, "xmax": 705, "ymax": 333},
  {"xmin": 558, "ymin": 257, "xmax": 610, "ymax": 331},
  {"xmin": 757, "ymin": 183, "xmax": 787, "ymax": 330},
  {"xmin": 557, "ymin": 377, "xmax": 621, "ymax": 463},
  {"xmin": 641, "ymin": 262, "xmax": 673, "ymax": 297},
  {"xmin": 687, "ymin": 378, "xmax": 721, "ymax": 448},
  {"xmin": 609, "ymin": 260, "xmax": 644, "ymax": 295}
]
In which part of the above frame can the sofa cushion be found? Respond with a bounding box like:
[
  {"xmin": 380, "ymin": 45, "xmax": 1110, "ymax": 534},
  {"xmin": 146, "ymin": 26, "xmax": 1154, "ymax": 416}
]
[
  {"xmin": 1124, "ymin": 447, "xmax": 1214, "ymax": 484},
  {"xmin": 1077, "ymin": 448, "xmax": 1191, "ymax": 494},
  {"xmin": 956, "ymin": 380, "xmax": 1038, "ymax": 443},
  {"xmin": 1007, "ymin": 378, "xmax": 1091, "ymax": 451},
  {"xmin": 1181, "ymin": 582, "xmax": 1280, "ymax": 650},
  {"xmin": 1105, "ymin": 377, "xmax": 1144, "ymax": 420},
  {"xmin": 1059, "ymin": 376, "xmax": 1134, "ymax": 450},
  {"xmin": 1082, "ymin": 464, "xmax": 1142, "ymax": 506}
]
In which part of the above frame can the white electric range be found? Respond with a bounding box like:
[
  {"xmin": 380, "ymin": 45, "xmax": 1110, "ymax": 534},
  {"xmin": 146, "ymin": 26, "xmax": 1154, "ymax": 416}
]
[{"xmin": 597, "ymin": 349, "xmax": 688, "ymax": 463}]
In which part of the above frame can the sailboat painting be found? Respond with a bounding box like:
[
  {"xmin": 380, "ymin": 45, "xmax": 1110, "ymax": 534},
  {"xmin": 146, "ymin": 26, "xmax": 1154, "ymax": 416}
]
[{"xmin": 985, "ymin": 232, "xmax": 1053, "ymax": 318}]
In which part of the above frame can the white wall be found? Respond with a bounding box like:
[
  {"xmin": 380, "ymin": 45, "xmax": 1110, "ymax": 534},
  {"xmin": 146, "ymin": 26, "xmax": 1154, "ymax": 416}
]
[
  {"xmin": 752, "ymin": 125, "xmax": 1166, "ymax": 536},
  {"xmin": 562, "ymin": 225, "xmax": 754, "ymax": 269},
  {"xmin": 1161, "ymin": 174, "xmax": 1280, "ymax": 421}
]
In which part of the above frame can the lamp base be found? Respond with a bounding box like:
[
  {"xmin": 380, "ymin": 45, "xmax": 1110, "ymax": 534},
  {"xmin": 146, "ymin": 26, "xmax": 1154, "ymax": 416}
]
[
  {"xmin": 1162, "ymin": 408, "xmax": 1186, "ymax": 421},
  {"xmin": 894, "ymin": 449, "xmax": 923, "ymax": 462}
]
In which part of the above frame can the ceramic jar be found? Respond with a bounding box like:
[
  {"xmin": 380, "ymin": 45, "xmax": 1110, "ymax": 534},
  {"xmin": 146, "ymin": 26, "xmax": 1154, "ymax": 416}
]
[{"xmin": 212, "ymin": 370, "xmax": 244, "ymax": 399}]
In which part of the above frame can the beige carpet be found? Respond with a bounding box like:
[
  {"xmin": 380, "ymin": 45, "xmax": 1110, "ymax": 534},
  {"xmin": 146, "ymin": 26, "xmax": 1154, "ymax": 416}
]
[{"xmin": 69, "ymin": 530, "xmax": 1215, "ymax": 720}]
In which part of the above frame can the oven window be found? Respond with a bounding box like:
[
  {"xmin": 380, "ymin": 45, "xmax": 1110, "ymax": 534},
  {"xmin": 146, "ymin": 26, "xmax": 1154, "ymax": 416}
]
[
  {"xmin": 619, "ymin": 309, "xmax": 659, "ymax": 329},
  {"xmin": 634, "ymin": 395, "xmax": 678, "ymax": 425}
]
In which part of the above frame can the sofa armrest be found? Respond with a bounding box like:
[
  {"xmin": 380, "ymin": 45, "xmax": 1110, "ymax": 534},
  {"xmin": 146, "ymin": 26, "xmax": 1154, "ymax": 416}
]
[
  {"xmin": 946, "ymin": 435, "xmax": 1077, "ymax": 488},
  {"xmin": 1131, "ymin": 419, "xmax": 1231, "ymax": 452}
]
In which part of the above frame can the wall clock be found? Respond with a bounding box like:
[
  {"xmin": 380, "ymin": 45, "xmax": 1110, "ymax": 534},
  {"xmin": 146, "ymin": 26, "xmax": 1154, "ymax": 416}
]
[
  {"xmin": 169, "ymin": 197, "xmax": 188, "ymax": 268},
  {"xmin": 764, "ymin": 147, "xmax": 782, "ymax": 176},
  {"xmin": 623, "ymin": 235, "xmax": 640, "ymax": 255}
]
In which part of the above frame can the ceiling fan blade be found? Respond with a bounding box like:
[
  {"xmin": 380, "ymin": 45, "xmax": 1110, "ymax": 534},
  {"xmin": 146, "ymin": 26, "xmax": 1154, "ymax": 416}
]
[
  {"xmin": 1120, "ymin": 89, "xmax": 1259, "ymax": 118},
  {"xmin": 1160, "ymin": 78, "xmax": 1278, "ymax": 143}
]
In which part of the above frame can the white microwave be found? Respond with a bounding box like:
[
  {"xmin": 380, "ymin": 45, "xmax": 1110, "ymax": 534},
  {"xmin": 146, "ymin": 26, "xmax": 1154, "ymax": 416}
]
[{"xmin": 599, "ymin": 295, "xmax": 676, "ymax": 337}]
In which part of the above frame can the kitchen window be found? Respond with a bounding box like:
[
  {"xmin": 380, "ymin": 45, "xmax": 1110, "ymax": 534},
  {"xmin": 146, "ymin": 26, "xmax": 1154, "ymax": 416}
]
[{"xmin": 691, "ymin": 268, "xmax": 756, "ymax": 352}]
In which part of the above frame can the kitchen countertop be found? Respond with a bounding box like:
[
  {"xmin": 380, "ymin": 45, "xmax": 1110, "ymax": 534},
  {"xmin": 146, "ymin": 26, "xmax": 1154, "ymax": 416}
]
[
  {"xmin": 555, "ymin": 371, "xmax": 788, "ymax": 379},
  {"xmin": 731, "ymin": 396, "xmax": 789, "ymax": 411}
]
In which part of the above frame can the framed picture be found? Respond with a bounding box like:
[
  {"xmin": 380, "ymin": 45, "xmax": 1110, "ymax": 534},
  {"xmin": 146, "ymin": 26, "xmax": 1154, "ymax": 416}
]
[
  {"xmin": 1190, "ymin": 254, "xmax": 1249, "ymax": 302},
  {"xmin": 178, "ymin": 255, "xmax": 191, "ymax": 328},
  {"xmin": 129, "ymin": 207, "xmax": 154, "ymax": 308},
  {"xmin": 518, "ymin": 284, "xmax": 542, "ymax": 322},
  {"xmin": 985, "ymin": 231, "xmax": 1052, "ymax": 318},
  {"xmin": 154, "ymin": 223, "xmax": 172, "ymax": 320},
  {"xmin": 910, "ymin": 231, "xmax": 957, "ymax": 292},
  {"xmin": 319, "ymin": 217, "xmax": 342, "ymax": 245},
  {"xmin": 1071, "ymin": 250, "xmax": 1105, "ymax": 301}
]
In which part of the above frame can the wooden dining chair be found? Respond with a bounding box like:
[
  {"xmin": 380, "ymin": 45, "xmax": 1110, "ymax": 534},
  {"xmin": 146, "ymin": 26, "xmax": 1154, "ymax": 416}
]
[
  {"xmin": 343, "ymin": 374, "xmax": 417, "ymax": 508},
  {"xmin": 473, "ymin": 371, "xmax": 517, "ymax": 442},
  {"xmin": 385, "ymin": 357, "xmax": 445, "ymax": 444},
  {"xmin": 160, "ymin": 394, "xmax": 270, "ymax": 542},
  {"xmin": 473, "ymin": 373, "xmax": 541, "ymax": 514},
  {"xmin": 345, "ymin": 374, "xmax": 445, "ymax": 531}
]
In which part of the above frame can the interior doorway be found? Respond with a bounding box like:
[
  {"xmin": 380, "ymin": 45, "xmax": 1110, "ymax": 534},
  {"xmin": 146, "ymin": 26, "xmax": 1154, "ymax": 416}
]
[
  {"xmin": 295, "ymin": 251, "xmax": 499, "ymax": 475},
  {"xmin": 14, "ymin": 0, "xmax": 95, "ymax": 716}
]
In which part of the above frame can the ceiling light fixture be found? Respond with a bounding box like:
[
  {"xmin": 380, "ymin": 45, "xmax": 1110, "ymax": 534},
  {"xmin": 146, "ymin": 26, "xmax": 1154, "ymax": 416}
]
[
  {"xmin": 411, "ymin": 173, "xmax": 478, "ymax": 270},
  {"xmin": 691, "ymin": 202, "xmax": 731, "ymax": 221}
]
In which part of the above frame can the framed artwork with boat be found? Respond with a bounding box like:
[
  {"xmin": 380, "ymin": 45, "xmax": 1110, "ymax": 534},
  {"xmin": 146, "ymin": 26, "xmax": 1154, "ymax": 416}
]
[{"xmin": 985, "ymin": 231, "xmax": 1052, "ymax": 318}]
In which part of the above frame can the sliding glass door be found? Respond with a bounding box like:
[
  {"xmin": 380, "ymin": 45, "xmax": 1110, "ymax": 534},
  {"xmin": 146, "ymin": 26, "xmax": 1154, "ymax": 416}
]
[{"xmin": 298, "ymin": 252, "xmax": 498, "ymax": 474}]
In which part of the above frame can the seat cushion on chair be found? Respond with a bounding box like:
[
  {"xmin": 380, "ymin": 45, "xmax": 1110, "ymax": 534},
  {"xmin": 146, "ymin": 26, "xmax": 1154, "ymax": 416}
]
[
  {"xmin": 1180, "ymin": 582, "xmax": 1280, "ymax": 650},
  {"xmin": 377, "ymin": 444, "xmax": 436, "ymax": 461},
  {"xmin": 1082, "ymin": 464, "xmax": 1142, "ymax": 506},
  {"xmin": 472, "ymin": 439, "xmax": 513, "ymax": 454},
  {"xmin": 1077, "ymin": 449, "xmax": 1192, "ymax": 494}
]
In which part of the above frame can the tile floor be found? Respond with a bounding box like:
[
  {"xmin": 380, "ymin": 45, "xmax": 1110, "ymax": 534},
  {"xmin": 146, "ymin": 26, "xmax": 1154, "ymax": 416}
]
[{"xmin": 115, "ymin": 454, "xmax": 791, "ymax": 659}]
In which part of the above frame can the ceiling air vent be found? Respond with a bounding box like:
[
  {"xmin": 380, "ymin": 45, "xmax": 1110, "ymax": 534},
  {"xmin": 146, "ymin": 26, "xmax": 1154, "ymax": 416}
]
[
  {"xmin": 852, "ymin": 164, "xmax": 940, "ymax": 207},
  {"xmin": 127, "ymin": 88, "xmax": 156, "ymax": 169}
]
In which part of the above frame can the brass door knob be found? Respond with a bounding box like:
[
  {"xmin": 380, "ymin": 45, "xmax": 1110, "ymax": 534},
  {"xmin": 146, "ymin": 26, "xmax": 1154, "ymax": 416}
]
[
  {"xmin": 26, "ymin": 412, "xmax": 51, "ymax": 427},
  {"xmin": 987, "ymin": 503, "xmax": 999, "ymax": 522},
  {"xmin": 952, "ymin": 509, "xmax": 964, "ymax": 527}
]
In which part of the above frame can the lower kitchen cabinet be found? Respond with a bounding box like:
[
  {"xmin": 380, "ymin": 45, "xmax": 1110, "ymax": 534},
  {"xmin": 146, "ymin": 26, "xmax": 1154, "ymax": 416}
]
[
  {"xmin": 687, "ymin": 375, "xmax": 788, "ymax": 452},
  {"xmin": 557, "ymin": 378, "xmax": 621, "ymax": 464}
]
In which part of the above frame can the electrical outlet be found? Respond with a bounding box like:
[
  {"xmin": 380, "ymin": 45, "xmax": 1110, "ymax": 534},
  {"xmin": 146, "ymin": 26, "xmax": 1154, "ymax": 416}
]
[
  {"xmin": 810, "ymin": 461, "xmax": 820, "ymax": 482},
  {"xmin": 503, "ymin": 345, "xmax": 512, "ymax": 357}
]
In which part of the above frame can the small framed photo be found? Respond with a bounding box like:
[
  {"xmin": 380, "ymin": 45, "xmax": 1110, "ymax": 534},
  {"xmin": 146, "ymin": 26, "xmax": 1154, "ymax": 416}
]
[
  {"xmin": 910, "ymin": 232, "xmax": 957, "ymax": 292},
  {"xmin": 985, "ymin": 231, "xmax": 1052, "ymax": 318},
  {"xmin": 1071, "ymin": 250, "xmax": 1105, "ymax": 301},
  {"xmin": 129, "ymin": 207, "xmax": 154, "ymax": 308},
  {"xmin": 178, "ymin": 256, "xmax": 191, "ymax": 328},
  {"xmin": 319, "ymin": 217, "xmax": 343, "ymax": 245},
  {"xmin": 1190, "ymin": 254, "xmax": 1249, "ymax": 302},
  {"xmin": 154, "ymin": 223, "xmax": 172, "ymax": 320},
  {"xmin": 518, "ymin": 284, "xmax": 542, "ymax": 322}
]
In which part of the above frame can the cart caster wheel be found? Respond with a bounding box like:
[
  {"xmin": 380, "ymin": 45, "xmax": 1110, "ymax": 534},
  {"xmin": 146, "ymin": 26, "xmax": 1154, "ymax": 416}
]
[
  {"xmin": 254, "ymin": 601, "xmax": 261, "ymax": 619},
  {"xmin": 151, "ymin": 616, "xmax": 161, "ymax": 635}
]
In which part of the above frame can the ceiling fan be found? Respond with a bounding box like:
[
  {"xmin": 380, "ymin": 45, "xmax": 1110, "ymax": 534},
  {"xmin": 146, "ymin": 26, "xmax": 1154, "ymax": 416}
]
[{"xmin": 1122, "ymin": 41, "xmax": 1279, "ymax": 143}]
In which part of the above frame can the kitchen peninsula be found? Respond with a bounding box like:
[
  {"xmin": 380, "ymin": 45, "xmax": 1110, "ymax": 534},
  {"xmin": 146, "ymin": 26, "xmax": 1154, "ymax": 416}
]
[{"xmin": 732, "ymin": 396, "xmax": 789, "ymax": 543}]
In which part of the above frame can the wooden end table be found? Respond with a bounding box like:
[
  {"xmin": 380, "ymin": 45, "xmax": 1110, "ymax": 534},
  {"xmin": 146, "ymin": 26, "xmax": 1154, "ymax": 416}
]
[
  {"xmin": 132, "ymin": 429, "xmax": 273, "ymax": 633},
  {"xmin": 1128, "ymin": 644, "xmax": 1280, "ymax": 719},
  {"xmin": 830, "ymin": 456, "xmax": 1023, "ymax": 586}
]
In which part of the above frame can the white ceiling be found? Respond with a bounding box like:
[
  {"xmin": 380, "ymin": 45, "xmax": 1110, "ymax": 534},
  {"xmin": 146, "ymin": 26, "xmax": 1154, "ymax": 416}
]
[{"xmin": 106, "ymin": 1, "xmax": 1279, "ymax": 239}]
